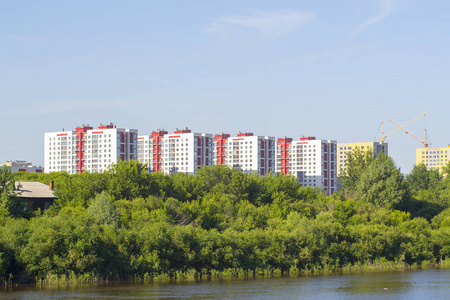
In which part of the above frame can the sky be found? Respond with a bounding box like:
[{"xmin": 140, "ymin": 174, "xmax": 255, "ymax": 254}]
[{"xmin": 1, "ymin": 0, "xmax": 449, "ymax": 173}]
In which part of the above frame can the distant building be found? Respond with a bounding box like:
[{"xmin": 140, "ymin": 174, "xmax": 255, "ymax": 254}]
[
  {"xmin": 276, "ymin": 137, "xmax": 337, "ymax": 195},
  {"xmin": 214, "ymin": 132, "xmax": 276, "ymax": 176},
  {"xmin": 44, "ymin": 123, "xmax": 138, "ymax": 174},
  {"xmin": 0, "ymin": 160, "xmax": 44, "ymax": 173},
  {"xmin": 416, "ymin": 146, "xmax": 450, "ymax": 172},
  {"xmin": 337, "ymin": 142, "xmax": 388, "ymax": 175},
  {"xmin": 15, "ymin": 181, "xmax": 56, "ymax": 210},
  {"xmin": 213, "ymin": 133, "xmax": 230, "ymax": 166},
  {"xmin": 159, "ymin": 128, "xmax": 214, "ymax": 174},
  {"xmin": 137, "ymin": 129, "xmax": 168, "ymax": 172},
  {"xmin": 138, "ymin": 129, "xmax": 275, "ymax": 176}
]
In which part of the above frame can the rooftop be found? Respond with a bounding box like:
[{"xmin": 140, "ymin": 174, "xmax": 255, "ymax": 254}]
[{"xmin": 15, "ymin": 181, "xmax": 57, "ymax": 199}]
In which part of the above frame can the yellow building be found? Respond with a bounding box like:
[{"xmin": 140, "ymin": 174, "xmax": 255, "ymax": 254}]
[
  {"xmin": 416, "ymin": 146, "xmax": 450, "ymax": 172},
  {"xmin": 337, "ymin": 142, "xmax": 388, "ymax": 175}
]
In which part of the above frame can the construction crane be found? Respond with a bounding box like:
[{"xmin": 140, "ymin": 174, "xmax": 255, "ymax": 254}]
[
  {"xmin": 389, "ymin": 119, "xmax": 430, "ymax": 148},
  {"xmin": 376, "ymin": 122, "xmax": 401, "ymax": 144},
  {"xmin": 375, "ymin": 110, "xmax": 432, "ymax": 143}
]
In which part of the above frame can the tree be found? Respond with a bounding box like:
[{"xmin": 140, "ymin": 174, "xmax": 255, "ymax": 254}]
[
  {"xmin": 0, "ymin": 166, "xmax": 15, "ymax": 196},
  {"xmin": 106, "ymin": 160, "xmax": 152, "ymax": 200},
  {"xmin": 401, "ymin": 163, "xmax": 448, "ymax": 220},
  {"xmin": 339, "ymin": 148, "xmax": 375, "ymax": 192},
  {"xmin": 355, "ymin": 154, "xmax": 407, "ymax": 209},
  {"xmin": 88, "ymin": 191, "xmax": 121, "ymax": 228},
  {"xmin": 443, "ymin": 161, "xmax": 450, "ymax": 188},
  {"xmin": 52, "ymin": 172, "xmax": 107, "ymax": 208},
  {"xmin": 406, "ymin": 163, "xmax": 442, "ymax": 192},
  {"xmin": 0, "ymin": 166, "xmax": 26, "ymax": 217}
]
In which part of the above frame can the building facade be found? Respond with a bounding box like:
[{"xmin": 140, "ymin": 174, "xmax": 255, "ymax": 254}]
[
  {"xmin": 416, "ymin": 146, "xmax": 450, "ymax": 172},
  {"xmin": 159, "ymin": 128, "xmax": 214, "ymax": 174},
  {"xmin": 276, "ymin": 136, "xmax": 337, "ymax": 195},
  {"xmin": 0, "ymin": 160, "xmax": 44, "ymax": 173},
  {"xmin": 337, "ymin": 142, "xmax": 388, "ymax": 175},
  {"xmin": 214, "ymin": 132, "xmax": 275, "ymax": 176},
  {"xmin": 213, "ymin": 133, "xmax": 230, "ymax": 165},
  {"xmin": 44, "ymin": 123, "xmax": 138, "ymax": 174},
  {"xmin": 137, "ymin": 129, "xmax": 168, "ymax": 172}
]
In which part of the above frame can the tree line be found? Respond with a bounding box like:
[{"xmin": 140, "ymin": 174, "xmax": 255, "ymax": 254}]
[{"xmin": 0, "ymin": 150, "xmax": 449, "ymax": 283}]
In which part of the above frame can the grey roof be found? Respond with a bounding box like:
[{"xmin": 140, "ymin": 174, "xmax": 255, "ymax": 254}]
[{"xmin": 15, "ymin": 181, "xmax": 57, "ymax": 199}]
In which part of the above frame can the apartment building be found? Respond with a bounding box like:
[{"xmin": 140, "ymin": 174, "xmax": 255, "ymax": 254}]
[
  {"xmin": 213, "ymin": 133, "xmax": 230, "ymax": 165},
  {"xmin": 416, "ymin": 146, "xmax": 450, "ymax": 172},
  {"xmin": 337, "ymin": 142, "xmax": 388, "ymax": 175},
  {"xmin": 276, "ymin": 136, "xmax": 337, "ymax": 195},
  {"xmin": 160, "ymin": 128, "xmax": 214, "ymax": 174},
  {"xmin": 0, "ymin": 160, "xmax": 44, "ymax": 173},
  {"xmin": 137, "ymin": 129, "xmax": 168, "ymax": 172},
  {"xmin": 44, "ymin": 123, "xmax": 138, "ymax": 174},
  {"xmin": 214, "ymin": 132, "xmax": 275, "ymax": 176}
]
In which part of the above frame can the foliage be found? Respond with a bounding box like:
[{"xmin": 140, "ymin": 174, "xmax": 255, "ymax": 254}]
[
  {"xmin": 1, "ymin": 161, "xmax": 450, "ymax": 284},
  {"xmin": 87, "ymin": 192, "xmax": 121, "ymax": 228},
  {"xmin": 356, "ymin": 154, "xmax": 407, "ymax": 209},
  {"xmin": 0, "ymin": 166, "xmax": 15, "ymax": 195},
  {"xmin": 106, "ymin": 160, "xmax": 152, "ymax": 200},
  {"xmin": 339, "ymin": 148, "xmax": 375, "ymax": 192},
  {"xmin": 0, "ymin": 166, "xmax": 28, "ymax": 218},
  {"xmin": 406, "ymin": 163, "xmax": 442, "ymax": 192}
]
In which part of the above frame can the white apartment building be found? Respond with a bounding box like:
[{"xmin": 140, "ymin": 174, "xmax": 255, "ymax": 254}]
[
  {"xmin": 44, "ymin": 123, "xmax": 138, "ymax": 174},
  {"xmin": 214, "ymin": 132, "xmax": 275, "ymax": 176},
  {"xmin": 137, "ymin": 129, "xmax": 167, "ymax": 172},
  {"xmin": 160, "ymin": 128, "xmax": 213, "ymax": 174},
  {"xmin": 137, "ymin": 135, "xmax": 152, "ymax": 167},
  {"xmin": 0, "ymin": 160, "xmax": 44, "ymax": 173},
  {"xmin": 276, "ymin": 137, "xmax": 337, "ymax": 195}
]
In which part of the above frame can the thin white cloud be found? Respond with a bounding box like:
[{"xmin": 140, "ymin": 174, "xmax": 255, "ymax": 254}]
[
  {"xmin": 207, "ymin": 10, "xmax": 315, "ymax": 39},
  {"xmin": 349, "ymin": 0, "xmax": 395, "ymax": 38}
]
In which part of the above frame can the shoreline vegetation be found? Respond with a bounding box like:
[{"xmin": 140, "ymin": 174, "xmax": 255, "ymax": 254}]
[
  {"xmin": 1, "ymin": 151, "xmax": 450, "ymax": 286},
  {"xmin": 4, "ymin": 260, "xmax": 450, "ymax": 287}
]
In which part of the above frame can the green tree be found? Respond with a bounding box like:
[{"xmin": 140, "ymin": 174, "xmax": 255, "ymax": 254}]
[
  {"xmin": 401, "ymin": 163, "xmax": 448, "ymax": 220},
  {"xmin": 406, "ymin": 163, "xmax": 442, "ymax": 192},
  {"xmin": 0, "ymin": 166, "xmax": 27, "ymax": 217},
  {"xmin": 195, "ymin": 165, "xmax": 233, "ymax": 193},
  {"xmin": 170, "ymin": 172, "xmax": 204, "ymax": 202},
  {"xmin": 88, "ymin": 192, "xmax": 121, "ymax": 228},
  {"xmin": 53, "ymin": 172, "xmax": 107, "ymax": 208},
  {"xmin": 339, "ymin": 148, "xmax": 375, "ymax": 192},
  {"xmin": 106, "ymin": 160, "xmax": 152, "ymax": 200},
  {"xmin": 356, "ymin": 154, "xmax": 407, "ymax": 209},
  {"xmin": 431, "ymin": 208, "xmax": 450, "ymax": 228},
  {"xmin": 0, "ymin": 166, "xmax": 15, "ymax": 195}
]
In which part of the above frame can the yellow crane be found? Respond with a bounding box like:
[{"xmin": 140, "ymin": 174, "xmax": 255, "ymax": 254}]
[
  {"xmin": 376, "ymin": 122, "xmax": 401, "ymax": 144},
  {"xmin": 389, "ymin": 120, "xmax": 430, "ymax": 148},
  {"xmin": 375, "ymin": 110, "xmax": 432, "ymax": 143}
]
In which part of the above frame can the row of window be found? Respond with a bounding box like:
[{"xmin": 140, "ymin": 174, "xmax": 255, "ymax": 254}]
[
  {"xmin": 422, "ymin": 150, "xmax": 449, "ymax": 154},
  {"xmin": 48, "ymin": 134, "xmax": 114, "ymax": 141}
]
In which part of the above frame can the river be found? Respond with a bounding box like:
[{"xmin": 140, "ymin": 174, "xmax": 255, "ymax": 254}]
[{"xmin": 1, "ymin": 268, "xmax": 449, "ymax": 299}]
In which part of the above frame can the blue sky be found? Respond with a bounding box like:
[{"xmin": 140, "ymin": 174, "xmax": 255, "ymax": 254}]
[{"xmin": 1, "ymin": 0, "xmax": 449, "ymax": 173}]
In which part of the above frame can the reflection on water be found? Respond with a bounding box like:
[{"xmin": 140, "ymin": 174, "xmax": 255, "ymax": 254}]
[{"xmin": 1, "ymin": 268, "xmax": 450, "ymax": 299}]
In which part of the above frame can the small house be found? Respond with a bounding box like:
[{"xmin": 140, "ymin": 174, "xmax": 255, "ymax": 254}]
[{"xmin": 15, "ymin": 181, "xmax": 57, "ymax": 210}]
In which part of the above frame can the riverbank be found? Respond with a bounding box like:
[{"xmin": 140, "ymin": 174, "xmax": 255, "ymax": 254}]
[{"xmin": 4, "ymin": 258, "xmax": 449, "ymax": 287}]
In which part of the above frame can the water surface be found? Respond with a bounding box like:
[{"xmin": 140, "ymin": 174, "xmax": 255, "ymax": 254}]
[{"xmin": 2, "ymin": 268, "xmax": 449, "ymax": 299}]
